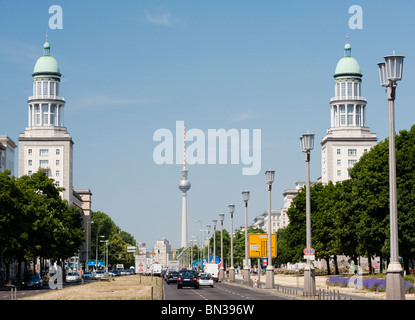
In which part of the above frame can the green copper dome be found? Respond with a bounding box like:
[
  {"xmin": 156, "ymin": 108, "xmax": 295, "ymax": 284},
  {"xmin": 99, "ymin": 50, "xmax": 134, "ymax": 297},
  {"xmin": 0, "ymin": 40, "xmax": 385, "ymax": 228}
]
[
  {"xmin": 32, "ymin": 41, "xmax": 61, "ymax": 77},
  {"xmin": 334, "ymin": 43, "xmax": 361, "ymax": 77}
]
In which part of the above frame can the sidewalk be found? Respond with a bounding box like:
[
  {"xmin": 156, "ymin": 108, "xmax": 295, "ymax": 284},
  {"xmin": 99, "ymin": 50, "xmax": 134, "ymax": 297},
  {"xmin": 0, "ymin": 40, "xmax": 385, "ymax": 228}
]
[{"xmin": 246, "ymin": 273, "xmax": 415, "ymax": 300}]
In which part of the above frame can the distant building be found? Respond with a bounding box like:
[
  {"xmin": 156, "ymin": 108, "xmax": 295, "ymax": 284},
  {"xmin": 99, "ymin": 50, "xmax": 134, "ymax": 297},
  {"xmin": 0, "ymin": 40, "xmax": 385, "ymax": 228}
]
[
  {"xmin": 154, "ymin": 238, "xmax": 173, "ymax": 268},
  {"xmin": 0, "ymin": 136, "xmax": 17, "ymax": 175}
]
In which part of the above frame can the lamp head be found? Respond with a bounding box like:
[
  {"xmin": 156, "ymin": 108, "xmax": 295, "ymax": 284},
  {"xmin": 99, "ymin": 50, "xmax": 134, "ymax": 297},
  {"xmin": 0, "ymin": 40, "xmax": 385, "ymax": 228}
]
[
  {"xmin": 265, "ymin": 170, "xmax": 275, "ymax": 185},
  {"xmin": 228, "ymin": 204, "xmax": 235, "ymax": 214},
  {"xmin": 300, "ymin": 133, "xmax": 315, "ymax": 152},
  {"xmin": 242, "ymin": 190, "xmax": 250, "ymax": 202}
]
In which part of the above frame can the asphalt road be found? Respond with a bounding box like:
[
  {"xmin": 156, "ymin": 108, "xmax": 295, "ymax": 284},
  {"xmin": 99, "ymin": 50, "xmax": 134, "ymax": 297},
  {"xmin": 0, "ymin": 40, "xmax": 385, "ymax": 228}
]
[{"xmin": 163, "ymin": 280, "xmax": 289, "ymax": 300}]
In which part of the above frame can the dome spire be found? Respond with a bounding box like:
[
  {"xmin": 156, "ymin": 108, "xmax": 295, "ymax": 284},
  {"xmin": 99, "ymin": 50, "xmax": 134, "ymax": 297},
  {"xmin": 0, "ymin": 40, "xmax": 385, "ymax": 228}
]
[{"xmin": 43, "ymin": 35, "xmax": 51, "ymax": 56}]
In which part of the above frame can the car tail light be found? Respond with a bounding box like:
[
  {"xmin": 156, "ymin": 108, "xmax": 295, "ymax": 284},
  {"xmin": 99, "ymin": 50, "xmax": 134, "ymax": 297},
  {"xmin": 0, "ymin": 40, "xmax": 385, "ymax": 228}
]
[
  {"xmin": 198, "ymin": 277, "xmax": 201, "ymax": 280},
  {"xmin": 178, "ymin": 278, "xmax": 181, "ymax": 281},
  {"xmin": 210, "ymin": 277, "xmax": 213, "ymax": 280},
  {"xmin": 193, "ymin": 278, "xmax": 196, "ymax": 281}
]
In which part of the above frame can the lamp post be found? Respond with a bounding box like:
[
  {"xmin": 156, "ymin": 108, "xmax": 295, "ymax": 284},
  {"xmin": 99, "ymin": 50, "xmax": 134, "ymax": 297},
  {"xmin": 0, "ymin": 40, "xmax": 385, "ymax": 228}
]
[
  {"xmin": 219, "ymin": 214, "xmax": 225, "ymax": 281},
  {"xmin": 300, "ymin": 132, "xmax": 316, "ymax": 295},
  {"xmin": 228, "ymin": 204, "xmax": 235, "ymax": 281},
  {"xmin": 100, "ymin": 239, "xmax": 109, "ymax": 275},
  {"xmin": 242, "ymin": 191, "xmax": 250, "ymax": 284},
  {"xmin": 206, "ymin": 225, "xmax": 211, "ymax": 267},
  {"xmin": 96, "ymin": 235, "xmax": 104, "ymax": 271},
  {"xmin": 212, "ymin": 219, "xmax": 217, "ymax": 264},
  {"xmin": 86, "ymin": 220, "xmax": 94, "ymax": 272},
  {"xmin": 378, "ymin": 53, "xmax": 405, "ymax": 300},
  {"xmin": 265, "ymin": 170, "xmax": 275, "ymax": 289}
]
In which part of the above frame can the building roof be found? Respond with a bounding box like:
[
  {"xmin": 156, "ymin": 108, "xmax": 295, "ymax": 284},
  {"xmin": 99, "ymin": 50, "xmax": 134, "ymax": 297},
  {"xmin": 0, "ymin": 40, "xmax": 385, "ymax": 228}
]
[
  {"xmin": 334, "ymin": 43, "xmax": 361, "ymax": 77},
  {"xmin": 32, "ymin": 40, "xmax": 61, "ymax": 77}
]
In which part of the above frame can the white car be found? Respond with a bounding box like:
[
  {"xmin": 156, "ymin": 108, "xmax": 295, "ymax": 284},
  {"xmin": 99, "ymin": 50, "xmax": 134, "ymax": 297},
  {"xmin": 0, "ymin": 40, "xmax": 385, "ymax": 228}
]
[
  {"xmin": 94, "ymin": 270, "xmax": 106, "ymax": 279},
  {"xmin": 66, "ymin": 272, "xmax": 81, "ymax": 283},
  {"xmin": 198, "ymin": 273, "xmax": 214, "ymax": 288}
]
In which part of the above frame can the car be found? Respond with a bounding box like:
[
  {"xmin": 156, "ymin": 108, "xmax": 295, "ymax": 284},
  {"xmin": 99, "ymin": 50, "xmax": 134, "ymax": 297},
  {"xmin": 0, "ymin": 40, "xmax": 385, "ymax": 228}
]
[
  {"xmin": 66, "ymin": 271, "xmax": 81, "ymax": 283},
  {"xmin": 166, "ymin": 271, "xmax": 179, "ymax": 284},
  {"xmin": 109, "ymin": 269, "xmax": 120, "ymax": 277},
  {"xmin": 94, "ymin": 270, "xmax": 106, "ymax": 279},
  {"xmin": 22, "ymin": 273, "xmax": 43, "ymax": 289},
  {"xmin": 198, "ymin": 273, "xmax": 214, "ymax": 288},
  {"xmin": 119, "ymin": 269, "xmax": 127, "ymax": 276},
  {"xmin": 83, "ymin": 272, "xmax": 94, "ymax": 280},
  {"xmin": 177, "ymin": 271, "xmax": 199, "ymax": 289}
]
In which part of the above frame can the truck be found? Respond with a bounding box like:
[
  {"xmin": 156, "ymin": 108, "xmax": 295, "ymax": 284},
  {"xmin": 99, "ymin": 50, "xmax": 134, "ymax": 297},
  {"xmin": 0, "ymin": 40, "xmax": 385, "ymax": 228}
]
[
  {"xmin": 168, "ymin": 260, "xmax": 179, "ymax": 270},
  {"xmin": 151, "ymin": 263, "xmax": 162, "ymax": 277},
  {"xmin": 135, "ymin": 255, "xmax": 147, "ymax": 274},
  {"xmin": 204, "ymin": 264, "xmax": 219, "ymax": 282}
]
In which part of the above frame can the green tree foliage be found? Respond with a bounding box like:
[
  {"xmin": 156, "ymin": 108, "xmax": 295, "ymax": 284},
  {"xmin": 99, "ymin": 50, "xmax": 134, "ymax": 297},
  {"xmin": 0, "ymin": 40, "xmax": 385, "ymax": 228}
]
[
  {"xmin": 90, "ymin": 210, "xmax": 136, "ymax": 268},
  {"xmin": 0, "ymin": 170, "xmax": 85, "ymax": 278}
]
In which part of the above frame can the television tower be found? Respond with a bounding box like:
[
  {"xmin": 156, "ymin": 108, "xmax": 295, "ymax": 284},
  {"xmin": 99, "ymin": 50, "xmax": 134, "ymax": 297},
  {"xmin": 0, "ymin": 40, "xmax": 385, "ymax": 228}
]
[{"xmin": 178, "ymin": 123, "xmax": 191, "ymax": 248}]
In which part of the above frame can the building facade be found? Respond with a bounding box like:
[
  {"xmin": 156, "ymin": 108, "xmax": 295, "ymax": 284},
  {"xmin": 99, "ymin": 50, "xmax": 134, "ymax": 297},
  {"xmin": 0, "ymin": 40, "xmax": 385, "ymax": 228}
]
[
  {"xmin": 0, "ymin": 136, "xmax": 17, "ymax": 175},
  {"xmin": 321, "ymin": 42, "xmax": 377, "ymax": 184},
  {"xmin": 154, "ymin": 238, "xmax": 173, "ymax": 268}
]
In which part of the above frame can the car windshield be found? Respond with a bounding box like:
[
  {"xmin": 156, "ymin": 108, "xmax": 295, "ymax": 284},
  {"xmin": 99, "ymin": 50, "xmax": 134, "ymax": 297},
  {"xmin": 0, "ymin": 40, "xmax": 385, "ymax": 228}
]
[
  {"xmin": 96, "ymin": 270, "xmax": 105, "ymax": 274},
  {"xmin": 181, "ymin": 272, "xmax": 195, "ymax": 278},
  {"xmin": 199, "ymin": 273, "xmax": 211, "ymax": 279},
  {"xmin": 68, "ymin": 272, "xmax": 77, "ymax": 276}
]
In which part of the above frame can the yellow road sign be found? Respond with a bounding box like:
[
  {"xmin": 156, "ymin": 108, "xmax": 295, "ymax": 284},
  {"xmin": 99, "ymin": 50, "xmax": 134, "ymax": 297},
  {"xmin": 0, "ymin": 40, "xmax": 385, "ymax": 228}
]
[{"xmin": 248, "ymin": 234, "xmax": 277, "ymax": 258}]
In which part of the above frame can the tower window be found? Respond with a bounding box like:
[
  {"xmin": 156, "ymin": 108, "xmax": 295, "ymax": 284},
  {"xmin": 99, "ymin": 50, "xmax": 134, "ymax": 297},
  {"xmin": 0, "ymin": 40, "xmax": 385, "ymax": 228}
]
[
  {"xmin": 337, "ymin": 170, "xmax": 341, "ymax": 177},
  {"xmin": 39, "ymin": 160, "xmax": 49, "ymax": 169},
  {"xmin": 56, "ymin": 148, "xmax": 60, "ymax": 155},
  {"xmin": 348, "ymin": 149, "xmax": 357, "ymax": 156},
  {"xmin": 337, "ymin": 149, "xmax": 341, "ymax": 155},
  {"xmin": 337, "ymin": 159, "xmax": 341, "ymax": 166},
  {"xmin": 28, "ymin": 149, "xmax": 32, "ymax": 155},
  {"xmin": 39, "ymin": 149, "xmax": 49, "ymax": 156}
]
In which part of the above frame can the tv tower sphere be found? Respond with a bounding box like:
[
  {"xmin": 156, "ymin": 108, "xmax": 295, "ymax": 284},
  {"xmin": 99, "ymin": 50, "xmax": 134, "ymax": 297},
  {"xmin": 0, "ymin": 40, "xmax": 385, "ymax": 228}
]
[{"xmin": 178, "ymin": 169, "xmax": 191, "ymax": 193}]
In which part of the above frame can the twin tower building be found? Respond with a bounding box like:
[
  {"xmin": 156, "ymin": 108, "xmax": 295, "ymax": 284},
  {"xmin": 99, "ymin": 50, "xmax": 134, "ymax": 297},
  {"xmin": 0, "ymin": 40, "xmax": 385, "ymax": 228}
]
[{"xmin": 17, "ymin": 38, "xmax": 376, "ymax": 251}]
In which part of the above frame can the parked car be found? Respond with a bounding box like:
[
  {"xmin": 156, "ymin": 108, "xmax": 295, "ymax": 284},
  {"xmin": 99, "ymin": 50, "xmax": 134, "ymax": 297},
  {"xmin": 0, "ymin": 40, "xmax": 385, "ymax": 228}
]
[
  {"xmin": 166, "ymin": 271, "xmax": 179, "ymax": 284},
  {"xmin": 83, "ymin": 272, "xmax": 94, "ymax": 280},
  {"xmin": 94, "ymin": 270, "xmax": 106, "ymax": 279},
  {"xmin": 109, "ymin": 269, "xmax": 120, "ymax": 277},
  {"xmin": 22, "ymin": 273, "xmax": 43, "ymax": 289},
  {"xmin": 126, "ymin": 269, "xmax": 134, "ymax": 275},
  {"xmin": 66, "ymin": 272, "xmax": 81, "ymax": 283},
  {"xmin": 198, "ymin": 273, "xmax": 214, "ymax": 288},
  {"xmin": 177, "ymin": 271, "xmax": 199, "ymax": 289},
  {"xmin": 119, "ymin": 269, "xmax": 127, "ymax": 276}
]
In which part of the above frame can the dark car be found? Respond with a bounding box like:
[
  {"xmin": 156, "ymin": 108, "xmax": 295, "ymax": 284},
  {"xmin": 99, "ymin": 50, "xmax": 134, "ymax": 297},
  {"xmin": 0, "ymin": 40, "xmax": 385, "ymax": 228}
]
[
  {"xmin": 22, "ymin": 273, "xmax": 43, "ymax": 289},
  {"xmin": 177, "ymin": 271, "xmax": 199, "ymax": 289},
  {"xmin": 166, "ymin": 271, "xmax": 179, "ymax": 284}
]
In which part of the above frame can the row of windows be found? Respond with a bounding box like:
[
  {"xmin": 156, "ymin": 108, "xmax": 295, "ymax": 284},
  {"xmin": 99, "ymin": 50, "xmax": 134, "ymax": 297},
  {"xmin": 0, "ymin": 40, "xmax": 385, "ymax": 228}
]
[
  {"xmin": 33, "ymin": 81, "xmax": 60, "ymax": 98},
  {"xmin": 28, "ymin": 104, "xmax": 64, "ymax": 127},
  {"xmin": 337, "ymin": 159, "xmax": 357, "ymax": 167},
  {"xmin": 28, "ymin": 148, "xmax": 61, "ymax": 156},
  {"xmin": 332, "ymin": 104, "xmax": 365, "ymax": 127},
  {"xmin": 335, "ymin": 81, "xmax": 361, "ymax": 98},
  {"xmin": 28, "ymin": 159, "xmax": 60, "ymax": 167}
]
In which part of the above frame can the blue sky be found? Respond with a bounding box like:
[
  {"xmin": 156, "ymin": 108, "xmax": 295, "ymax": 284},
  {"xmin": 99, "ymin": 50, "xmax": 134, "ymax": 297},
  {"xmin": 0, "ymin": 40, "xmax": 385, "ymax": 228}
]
[{"xmin": 1, "ymin": 1, "xmax": 415, "ymax": 250}]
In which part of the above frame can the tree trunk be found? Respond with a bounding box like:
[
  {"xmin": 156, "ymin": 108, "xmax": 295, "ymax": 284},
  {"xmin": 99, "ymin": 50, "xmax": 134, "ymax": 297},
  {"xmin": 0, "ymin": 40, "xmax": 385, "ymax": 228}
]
[
  {"xmin": 333, "ymin": 255, "xmax": 339, "ymax": 275},
  {"xmin": 368, "ymin": 254, "xmax": 373, "ymax": 274},
  {"xmin": 325, "ymin": 256, "xmax": 331, "ymax": 275}
]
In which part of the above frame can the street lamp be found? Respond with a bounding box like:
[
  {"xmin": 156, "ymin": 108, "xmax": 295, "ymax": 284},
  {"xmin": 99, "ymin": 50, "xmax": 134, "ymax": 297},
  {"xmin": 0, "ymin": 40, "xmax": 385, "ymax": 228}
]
[
  {"xmin": 100, "ymin": 239, "xmax": 109, "ymax": 275},
  {"xmin": 265, "ymin": 170, "xmax": 275, "ymax": 289},
  {"xmin": 242, "ymin": 190, "xmax": 250, "ymax": 284},
  {"xmin": 86, "ymin": 220, "xmax": 94, "ymax": 272},
  {"xmin": 96, "ymin": 235, "xmax": 104, "ymax": 271},
  {"xmin": 206, "ymin": 225, "xmax": 211, "ymax": 266},
  {"xmin": 219, "ymin": 213, "xmax": 225, "ymax": 281},
  {"xmin": 378, "ymin": 52, "xmax": 405, "ymax": 300},
  {"xmin": 228, "ymin": 204, "xmax": 235, "ymax": 281},
  {"xmin": 300, "ymin": 132, "xmax": 316, "ymax": 295},
  {"xmin": 212, "ymin": 219, "xmax": 217, "ymax": 264}
]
